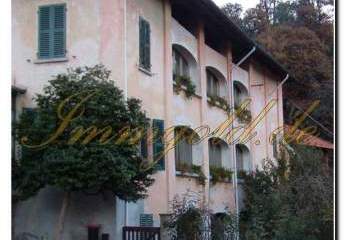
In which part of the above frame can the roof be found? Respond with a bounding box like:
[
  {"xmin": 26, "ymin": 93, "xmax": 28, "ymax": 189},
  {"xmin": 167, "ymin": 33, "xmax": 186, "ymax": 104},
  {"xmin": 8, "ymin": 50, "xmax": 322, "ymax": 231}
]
[
  {"xmin": 284, "ymin": 125, "xmax": 333, "ymax": 149},
  {"xmin": 171, "ymin": 0, "xmax": 291, "ymax": 81}
]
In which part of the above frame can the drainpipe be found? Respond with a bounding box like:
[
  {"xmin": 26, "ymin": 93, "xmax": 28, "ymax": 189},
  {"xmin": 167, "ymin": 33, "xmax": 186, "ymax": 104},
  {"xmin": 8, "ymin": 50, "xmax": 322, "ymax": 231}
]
[
  {"xmin": 267, "ymin": 74, "xmax": 289, "ymax": 98},
  {"xmin": 235, "ymin": 46, "xmax": 256, "ymax": 67},
  {"xmin": 231, "ymin": 46, "xmax": 255, "ymax": 240},
  {"xmin": 123, "ymin": 0, "xmax": 128, "ymax": 226},
  {"xmin": 123, "ymin": 0, "xmax": 128, "ymax": 99},
  {"xmin": 229, "ymin": 76, "xmax": 240, "ymax": 240}
]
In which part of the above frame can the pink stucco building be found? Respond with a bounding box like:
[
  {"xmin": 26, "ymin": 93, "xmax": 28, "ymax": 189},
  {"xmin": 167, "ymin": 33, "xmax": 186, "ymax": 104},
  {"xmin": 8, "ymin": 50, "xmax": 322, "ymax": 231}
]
[{"xmin": 12, "ymin": 0, "xmax": 289, "ymax": 239}]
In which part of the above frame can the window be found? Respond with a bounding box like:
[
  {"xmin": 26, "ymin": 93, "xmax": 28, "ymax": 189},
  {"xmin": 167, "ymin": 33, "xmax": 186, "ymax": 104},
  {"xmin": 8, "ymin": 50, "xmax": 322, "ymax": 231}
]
[
  {"xmin": 139, "ymin": 17, "xmax": 151, "ymax": 71},
  {"xmin": 209, "ymin": 140, "xmax": 222, "ymax": 167},
  {"xmin": 233, "ymin": 84, "xmax": 242, "ymax": 108},
  {"xmin": 173, "ymin": 48, "xmax": 189, "ymax": 80},
  {"xmin": 233, "ymin": 81, "xmax": 249, "ymax": 109},
  {"xmin": 140, "ymin": 214, "xmax": 153, "ymax": 227},
  {"xmin": 235, "ymin": 144, "xmax": 251, "ymax": 172},
  {"xmin": 207, "ymin": 70, "xmax": 219, "ymax": 97},
  {"xmin": 38, "ymin": 4, "xmax": 66, "ymax": 59},
  {"xmin": 175, "ymin": 128, "xmax": 193, "ymax": 169}
]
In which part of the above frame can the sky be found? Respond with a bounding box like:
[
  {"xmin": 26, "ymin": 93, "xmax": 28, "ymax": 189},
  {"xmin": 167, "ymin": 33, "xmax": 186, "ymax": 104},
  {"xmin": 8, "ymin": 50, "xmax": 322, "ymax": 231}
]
[
  {"xmin": 212, "ymin": 0, "xmax": 334, "ymax": 18},
  {"xmin": 212, "ymin": 0, "xmax": 259, "ymax": 9}
]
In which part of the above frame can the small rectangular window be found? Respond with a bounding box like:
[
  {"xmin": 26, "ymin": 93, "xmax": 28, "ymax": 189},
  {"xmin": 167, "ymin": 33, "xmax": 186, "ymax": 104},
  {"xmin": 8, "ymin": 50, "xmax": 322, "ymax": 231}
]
[
  {"xmin": 38, "ymin": 4, "xmax": 66, "ymax": 59},
  {"xmin": 175, "ymin": 128, "xmax": 192, "ymax": 170},
  {"xmin": 140, "ymin": 214, "xmax": 153, "ymax": 227},
  {"xmin": 139, "ymin": 17, "xmax": 151, "ymax": 71}
]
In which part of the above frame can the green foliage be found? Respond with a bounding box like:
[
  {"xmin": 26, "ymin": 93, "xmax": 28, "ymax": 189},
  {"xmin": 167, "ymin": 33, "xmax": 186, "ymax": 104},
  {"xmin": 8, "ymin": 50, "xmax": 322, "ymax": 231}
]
[
  {"xmin": 173, "ymin": 75, "xmax": 196, "ymax": 99},
  {"xmin": 176, "ymin": 208, "xmax": 203, "ymax": 240},
  {"xmin": 166, "ymin": 192, "xmax": 207, "ymax": 240},
  {"xmin": 235, "ymin": 108, "xmax": 252, "ymax": 124},
  {"xmin": 211, "ymin": 213, "xmax": 238, "ymax": 240},
  {"xmin": 166, "ymin": 191, "xmax": 238, "ymax": 240},
  {"xmin": 207, "ymin": 95, "xmax": 230, "ymax": 112},
  {"xmin": 14, "ymin": 65, "xmax": 155, "ymax": 201},
  {"xmin": 221, "ymin": 3, "xmax": 243, "ymax": 27},
  {"xmin": 209, "ymin": 166, "xmax": 233, "ymax": 184},
  {"xmin": 239, "ymin": 144, "xmax": 333, "ymax": 240}
]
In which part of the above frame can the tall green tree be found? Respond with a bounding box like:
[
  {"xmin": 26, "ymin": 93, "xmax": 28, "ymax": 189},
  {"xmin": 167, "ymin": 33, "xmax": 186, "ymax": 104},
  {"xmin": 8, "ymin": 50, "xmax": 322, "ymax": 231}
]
[{"xmin": 14, "ymin": 65, "xmax": 155, "ymax": 239}]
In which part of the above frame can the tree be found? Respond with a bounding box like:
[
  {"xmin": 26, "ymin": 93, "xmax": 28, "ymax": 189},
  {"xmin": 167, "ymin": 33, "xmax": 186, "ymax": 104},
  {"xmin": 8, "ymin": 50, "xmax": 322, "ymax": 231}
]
[
  {"xmin": 242, "ymin": 7, "xmax": 270, "ymax": 37},
  {"xmin": 256, "ymin": 25, "xmax": 333, "ymax": 130},
  {"xmin": 274, "ymin": 1, "xmax": 297, "ymax": 25},
  {"xmin": 222, "ymin": 3, "xmax": 243, "ymax": 27},
  {"xmin": 14, "ymin": 65, "xmax": 155, "ymax": 239},
  {"xmin": 257, "ymin": 26, "xmax": 331, "ymax": 89}
]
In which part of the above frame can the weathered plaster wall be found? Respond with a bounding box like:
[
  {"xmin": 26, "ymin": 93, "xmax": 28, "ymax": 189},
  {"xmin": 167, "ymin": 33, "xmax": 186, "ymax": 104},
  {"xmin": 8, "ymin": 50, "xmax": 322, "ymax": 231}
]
[
  {"xmin": 209, "ymin": 183, "xmax": 235, "ymax": 213},
  {"xmin": 15, "ymin": 188, "xmax": 117, "ymax": 240}
]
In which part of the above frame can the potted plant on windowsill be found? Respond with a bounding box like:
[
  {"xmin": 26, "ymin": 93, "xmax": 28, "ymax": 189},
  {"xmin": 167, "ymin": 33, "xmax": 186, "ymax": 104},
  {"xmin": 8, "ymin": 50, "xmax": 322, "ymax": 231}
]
[
  {"xmin": 176, "ymin": 163, "xmax": 206, "ymax": 185},
  {"xmin": 207, "ymin": 95, "xmax": 230, "ymax": 112},
  {"xmin": 209, "ymin": 166, "xmax": 233, "ymax": 184},
  {"xmin": 235, "ymin": 108, "xmax": 252, "ymax": 123},
  {"xmin": 173, "ymin": 75, "xmax": 196, "ymax": 99}
]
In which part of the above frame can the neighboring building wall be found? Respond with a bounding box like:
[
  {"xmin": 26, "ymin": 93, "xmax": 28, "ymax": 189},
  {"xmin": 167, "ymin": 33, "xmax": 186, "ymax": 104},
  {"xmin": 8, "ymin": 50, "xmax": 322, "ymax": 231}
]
[
  {"xmin": 14, "ymin": 187, "xmax": 117, "ymax": 240},
  {"xmin": 12, "ymin": 0, "xmax": 285, "ymax": 240}
]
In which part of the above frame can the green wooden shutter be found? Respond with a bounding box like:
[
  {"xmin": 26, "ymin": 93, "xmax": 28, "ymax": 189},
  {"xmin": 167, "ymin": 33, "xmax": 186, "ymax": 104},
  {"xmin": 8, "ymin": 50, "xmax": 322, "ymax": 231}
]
[
  {"xmin": 38, "ymin": 4, "xmax": 66, "ymax": 59},
  {"xmin": 38, "ymin": 6, "xmax": 51, "ymax": 58},
  {"xmin": 140, "ymin": 214, "xmax": 153, "ymax": 227},
  {"xmin": 152, "ymin": 119, "xmax": 165, "ymax": 170},
  {"xmin": 144, "ymin": 20, "xmax": 150, "ymax": 70},
  {"xmin": 139, "ymin": 17, "xmax": 144, "ymax": 67},
  {"xmin": 139, "ymin": 17, "xmax": 150, "ymax": 71},
  {"xmin": 52, "ymin": 5, "xmax": 66, "ymax": 58},
  {"xmin": 140, "ymin": 130, "xmax": 148, "ymax": 159}
]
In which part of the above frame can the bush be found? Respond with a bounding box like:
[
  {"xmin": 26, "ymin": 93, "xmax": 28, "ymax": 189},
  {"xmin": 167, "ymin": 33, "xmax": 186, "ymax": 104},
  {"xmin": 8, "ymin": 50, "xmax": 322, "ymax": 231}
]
[{"xmin": 239, "ymin": 144, "xmax": 333, "ymax": 240}]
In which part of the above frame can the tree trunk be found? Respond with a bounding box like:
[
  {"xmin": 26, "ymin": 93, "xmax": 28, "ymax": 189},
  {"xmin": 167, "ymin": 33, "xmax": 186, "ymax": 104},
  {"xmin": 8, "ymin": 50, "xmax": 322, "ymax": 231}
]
[{"xmin": 54, "ymin": 192, "xmax": 70, "ymax": 240}]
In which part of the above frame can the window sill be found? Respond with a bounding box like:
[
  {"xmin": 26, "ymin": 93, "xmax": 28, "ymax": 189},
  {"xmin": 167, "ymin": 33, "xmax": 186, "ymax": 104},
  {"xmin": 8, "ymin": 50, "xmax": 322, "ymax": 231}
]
[
  {"xmin": 173, "ymin": 82, "xmax": 202, "ymax": 99},
  {"xmin": 34, "ymin": 57, "xmax": 68, "ymax": 64},
  {"xmin": 138, "ymin": 66, "xmax": 153, "ymax": 76},
  {"xmin": 175, "ymin": 171, "xmax": 199, "ymax": 178},
  {"xmin": 207, "ymin": 97, "xmax": 229, "ymax": 112},
  {"xmin": 209, "ymin": 176, "xmax": 232, "ymax": 184}
]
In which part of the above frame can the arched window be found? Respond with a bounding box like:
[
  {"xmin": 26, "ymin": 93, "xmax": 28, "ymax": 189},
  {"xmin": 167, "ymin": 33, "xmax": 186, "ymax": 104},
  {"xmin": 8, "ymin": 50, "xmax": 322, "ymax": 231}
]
[
  {"xmin": 235, "ymin": 144, "xmax": 251, "ymax": 172},
  {"xmin": 172, "ymin": 44, "xmax": 200, "ymax": 94},
  {"xmin": 175, "ymin": 127, "xmax": 200, "ymax": 170},
  {"xmin": 233, "ymin": 81, "xmax": 249, "ymax": 109},
  {"xmin": 207, "ymin": 69, "xmax": 219, "ymax": 97},
  {"xmin": 208, "ymin": 138, "xmax": 223, "ymax": 168},
  {"xmin": 173, "ymin": 48, "xmax": 189, "ymax": 80}
]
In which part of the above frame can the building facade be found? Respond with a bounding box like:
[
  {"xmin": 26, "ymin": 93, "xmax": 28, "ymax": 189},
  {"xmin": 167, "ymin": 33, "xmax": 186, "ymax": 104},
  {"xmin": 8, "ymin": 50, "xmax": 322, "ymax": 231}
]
[{"xmin": 12, "ymin": 0, "xmax": 288, "ymax": 239}]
